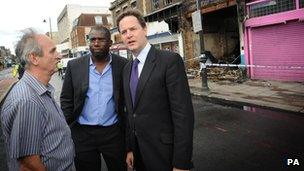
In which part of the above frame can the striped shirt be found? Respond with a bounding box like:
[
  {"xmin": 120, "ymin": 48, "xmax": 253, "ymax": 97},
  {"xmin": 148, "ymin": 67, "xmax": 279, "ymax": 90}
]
[{"xmin": 0, "ymin": 71, "xmax": 75, "ymax": 171}]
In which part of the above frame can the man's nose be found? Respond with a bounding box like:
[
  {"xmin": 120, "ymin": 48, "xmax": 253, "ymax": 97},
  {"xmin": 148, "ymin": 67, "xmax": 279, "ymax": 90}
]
[
  {"xmin": 93, "ymin": 40, "xmax": 100, "ymax": 45},
  {"xmin": 126, "ymin": 30, "xmax": 133, "ymax": 38}
]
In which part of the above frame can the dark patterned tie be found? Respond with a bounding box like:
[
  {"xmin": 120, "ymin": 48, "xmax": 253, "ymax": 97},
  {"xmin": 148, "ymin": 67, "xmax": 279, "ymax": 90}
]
[{"xmin": 130, "ymin": 58, "xmax": 140, "ymax": 107}]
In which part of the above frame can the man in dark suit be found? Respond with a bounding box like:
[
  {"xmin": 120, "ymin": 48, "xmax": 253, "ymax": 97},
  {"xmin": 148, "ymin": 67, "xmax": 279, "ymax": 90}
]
[
  {"xmin": 60, "ymin": 26, "xmax": 127, "ymax": 171},
  {"xmin": 117, "ymin": 10, "xmax": 194, "ymax": 171}
]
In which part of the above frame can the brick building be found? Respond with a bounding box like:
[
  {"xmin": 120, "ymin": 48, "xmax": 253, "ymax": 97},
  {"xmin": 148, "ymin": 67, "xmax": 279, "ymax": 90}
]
[
  {"xmin": 70, "ymin": 13, "xmax": 112, "ymax": 57},
  {"xmin": 109, "ymin": 0, "xmax": 244, "ymax": 70}
]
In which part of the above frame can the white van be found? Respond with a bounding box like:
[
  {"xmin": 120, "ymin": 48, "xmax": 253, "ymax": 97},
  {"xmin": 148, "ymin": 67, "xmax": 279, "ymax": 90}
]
[
  {"xmin": 61, "ymin": 58, "xmax": 74, "ymax": 68},
  {"xmin": 60, "ymin": 58, "xmax": 74, "ymax": 79}
]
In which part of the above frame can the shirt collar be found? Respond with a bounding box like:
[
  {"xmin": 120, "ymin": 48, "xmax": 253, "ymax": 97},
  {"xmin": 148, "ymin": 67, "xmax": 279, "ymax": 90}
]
[
  {"xmin": 133, "ymin": 43, "xmax": 151, "ymax": 64},
  {"xmin": 22, "ymin": 71, "xmax": 55, "ymax": 96}
]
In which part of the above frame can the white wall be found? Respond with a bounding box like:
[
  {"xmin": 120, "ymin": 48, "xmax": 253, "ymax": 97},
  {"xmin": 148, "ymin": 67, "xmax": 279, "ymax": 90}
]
[
  {"xmin": 146, "ymin": 20, "xmax": 169, "ymax": 36},
  {"xmin": 56, "ymin": 42, "xmax": 70, "ymax": 54},
  {"xmin": 57, "ymin": 4, "xmax": 110, "ymax": 47}
]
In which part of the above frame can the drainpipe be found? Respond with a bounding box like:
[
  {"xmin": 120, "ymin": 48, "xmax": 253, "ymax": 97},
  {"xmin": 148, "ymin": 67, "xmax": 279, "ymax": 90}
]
[{"xmin": 196, "ymin": 0, "xmax": 209, "ymax": 91}]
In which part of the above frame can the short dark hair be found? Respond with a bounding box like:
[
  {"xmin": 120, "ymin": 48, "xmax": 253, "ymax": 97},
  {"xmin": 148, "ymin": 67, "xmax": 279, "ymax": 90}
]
[
  {"xmin": 89, "ymin": 25, "xmax": 111, "ymax": 40},
  {"xmin": 116, "ymin": 9, "xmax": 146, "ymax": 32}
]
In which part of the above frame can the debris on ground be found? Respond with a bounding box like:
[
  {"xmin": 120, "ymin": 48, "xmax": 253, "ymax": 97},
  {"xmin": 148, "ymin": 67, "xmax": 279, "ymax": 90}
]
[
  {"xmin": 187, "ymin": 67, "xmax": 247, "ymax": 83},
  {"xmin": 207, "ymin": 67, "xmax": 247, "ymax": 83}
]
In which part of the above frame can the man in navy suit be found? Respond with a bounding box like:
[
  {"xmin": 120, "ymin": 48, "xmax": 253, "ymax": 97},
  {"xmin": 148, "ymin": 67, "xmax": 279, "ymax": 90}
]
[
  {"xmin": 60, "ymin": 26, "xmax": 127, "ymax": 171},
  {"xmin": 117, "ymin": 9, "xmax": 194, "ymax": 171}
]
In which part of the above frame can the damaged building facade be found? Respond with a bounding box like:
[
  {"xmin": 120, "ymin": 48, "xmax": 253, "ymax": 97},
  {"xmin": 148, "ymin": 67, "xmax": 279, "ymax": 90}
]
[
  {"xmin": 70, "ymin": 13, "xmax": 112, "ymax": 57},
  {"xmin": 183, "ymin": 0, "xmax": 245, "ymax": 72},
  {"xmin": 109, "ymin": 0, "xmax": 143, "ymax": 59},
  {"xmin": 144, "ymin": 0, "xmax": 184, "ymax": 57},
  {"xmin": 109, "ymin": 0, "xmax": 303, "ymax": 82},
  {"xmin": 109, "ymin": 0, "xmax": 184, "ymax": 59},
  {"xmin": 110, "ymin": 0, "xmax": 244, "ymax": 69}
]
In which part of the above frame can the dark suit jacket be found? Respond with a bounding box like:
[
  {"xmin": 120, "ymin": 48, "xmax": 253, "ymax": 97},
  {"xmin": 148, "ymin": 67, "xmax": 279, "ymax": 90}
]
[
  {"xmin": 60, "ymin": 54, "xmax": 128, "ymax": 128},
  {"xmin": 123, "ymin": 46, "xmax": 194, "ymax": 170}
]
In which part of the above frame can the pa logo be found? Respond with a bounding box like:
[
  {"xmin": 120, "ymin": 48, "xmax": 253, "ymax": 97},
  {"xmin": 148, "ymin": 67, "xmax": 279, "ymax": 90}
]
[{"xmin": 286, "ymin": 158, "xmax": 300, "ymax": 166}]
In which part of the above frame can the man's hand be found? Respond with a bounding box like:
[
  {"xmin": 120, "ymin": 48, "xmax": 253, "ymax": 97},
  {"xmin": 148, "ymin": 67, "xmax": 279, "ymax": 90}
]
[
  {"xmin": 18, "ymin": 155, "xmax": 46, "ymax": 171},
  {"xmin": 173, "ymin": 168, "xmax": 189, "ymax": 171},
  {"xmin": 126, "ymin": 151, "xmax": 134, "ymax": 169}
]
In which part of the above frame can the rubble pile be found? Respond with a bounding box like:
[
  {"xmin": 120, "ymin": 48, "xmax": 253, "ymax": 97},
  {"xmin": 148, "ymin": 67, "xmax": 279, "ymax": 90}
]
[
  {"xmin": 187, "ymin": 68, "xmax": 201, "ymax": 78},
  {"xmin": 207, "ymin": 67, "xmax": 246, "ymax": 82}
]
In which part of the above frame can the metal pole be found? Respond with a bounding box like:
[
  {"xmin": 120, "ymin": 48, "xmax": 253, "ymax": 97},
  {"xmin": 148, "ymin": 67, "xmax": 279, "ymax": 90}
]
[
  {"xmin": 196, "ymin": 0, "xmax": 205, "ymax": 54},
  {"xmin": 196, "ymin": 0, "xmax": 209, "ymax": 90},
  {"xmin": 49, "ymin": 17, "xmax": 53, "ymax": 39}
]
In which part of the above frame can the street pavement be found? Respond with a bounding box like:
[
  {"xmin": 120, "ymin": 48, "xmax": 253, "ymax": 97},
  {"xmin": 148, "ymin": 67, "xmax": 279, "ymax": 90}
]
[
  {"xmin": 0, "ymin": 68, "xmax": 17, "ymax": 103},
  {"xmin": 0, "ymin": 68, "xmax": 12, "ymax": 80},
  {"xmin": 189, "ymin": 77, "xmax": 304, "ymax": 113}
]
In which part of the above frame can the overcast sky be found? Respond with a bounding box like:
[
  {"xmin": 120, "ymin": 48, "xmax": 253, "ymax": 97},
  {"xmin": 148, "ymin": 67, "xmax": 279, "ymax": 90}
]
[{"xmin": 0, "ymin": 0, "xmax": 113, "ymax": 54}]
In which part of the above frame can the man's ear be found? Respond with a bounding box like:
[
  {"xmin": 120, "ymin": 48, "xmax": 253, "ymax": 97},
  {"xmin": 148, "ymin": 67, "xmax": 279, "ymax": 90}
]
[
  {"xmin": 28, "ymin": 53, "xmax": 39, "ymax": 66},
  {"xmin": 144, "ymin": 26, "xmax": 148, "ymax": 36}
]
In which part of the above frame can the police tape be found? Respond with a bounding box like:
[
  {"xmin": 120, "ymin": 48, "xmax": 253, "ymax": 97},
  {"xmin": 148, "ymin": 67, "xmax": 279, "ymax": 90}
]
[
  {"xmin": 183, "ymin": 57, "xmax": 304, "ymax": 70},
  {"xmin": 204, "ymin": 63, "xmax": 304, "ymax": 70}
]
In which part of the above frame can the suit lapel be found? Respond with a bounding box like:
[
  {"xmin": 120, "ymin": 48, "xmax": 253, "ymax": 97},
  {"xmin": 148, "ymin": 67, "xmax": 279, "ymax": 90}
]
[
  {"xmin": 134, "ymin": 47, "xmax": 156, "ymax": 108},
  {"xmin": 82, "ymin": 56, "xmax": 90, "ymax": 95},
  {"xmin": 111, "ymin": 55, "xmax": 119, "ymax": 112}
]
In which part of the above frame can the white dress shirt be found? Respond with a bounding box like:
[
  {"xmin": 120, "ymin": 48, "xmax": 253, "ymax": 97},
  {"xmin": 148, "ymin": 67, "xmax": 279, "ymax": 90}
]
[{"xmin": 132, "ymin": 43, "xmax": 152, "ymax": 78}]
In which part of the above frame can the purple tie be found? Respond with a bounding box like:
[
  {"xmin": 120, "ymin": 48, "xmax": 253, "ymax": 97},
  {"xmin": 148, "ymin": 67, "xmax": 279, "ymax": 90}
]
[{"xmin": 130, "ymin": 58, "xmax": 140, "ymax": 106}]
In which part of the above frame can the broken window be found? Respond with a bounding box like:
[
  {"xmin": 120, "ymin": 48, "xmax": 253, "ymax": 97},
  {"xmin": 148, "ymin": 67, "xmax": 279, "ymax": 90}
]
[
  {"xmin": 131, "ymin": 1, "xmax": 137, "ymax": 8},
  {"xmin": 116, "ymin": 9, "xmax": 120, "ymax": 16},
  {"xmin": 164, "ymin": 0, "xmax": 173, "ymax": 5},
  {"xmin": 152, "ymin": 0, "xmax": 160, "ymax": 10},
  {"xmin": 249, "ymin": 0, "xmax": 296, "ymax": 18},
  {"xmin": 123, "ymin": 5, "xmax": 128, "ymax": 11}
]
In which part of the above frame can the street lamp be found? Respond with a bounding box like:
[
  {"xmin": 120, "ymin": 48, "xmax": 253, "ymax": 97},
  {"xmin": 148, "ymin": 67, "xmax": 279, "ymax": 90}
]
[
  {"xmin": 43, "ymin": 17, "xmax": 53, "ymax": 39},
  {"xmin": 195, "ymin": 0, "xmax": 209, "ymax": 91}
]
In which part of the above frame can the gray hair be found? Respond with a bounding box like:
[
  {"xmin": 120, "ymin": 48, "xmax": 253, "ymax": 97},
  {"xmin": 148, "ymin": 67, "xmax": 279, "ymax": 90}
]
[{"xmin": 15, "ymin": 28, "xmax": 43, "ymax": 68}]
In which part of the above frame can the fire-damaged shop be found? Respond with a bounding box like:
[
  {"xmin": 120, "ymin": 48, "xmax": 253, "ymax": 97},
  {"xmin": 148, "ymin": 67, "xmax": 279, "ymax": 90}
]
[
  {"xmin": 109, "ymin": 0, "xmax": 246, "ymax": 80},
  {"xmin": 182, "ymin": 0, "xmax": 245, "ymax": 81}
]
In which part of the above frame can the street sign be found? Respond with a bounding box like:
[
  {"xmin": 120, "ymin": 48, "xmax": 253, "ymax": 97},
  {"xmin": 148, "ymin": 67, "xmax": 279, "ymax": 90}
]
[{"xmin": 192, "ymin": 10, "xmax": 202, "ymax": 33}]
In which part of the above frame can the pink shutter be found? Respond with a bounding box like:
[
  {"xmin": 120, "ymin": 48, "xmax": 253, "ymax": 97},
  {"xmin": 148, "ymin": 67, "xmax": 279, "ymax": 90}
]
[{"xmin": 250, "ymin": 21, "xmax": 304, "ymax": 81}]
